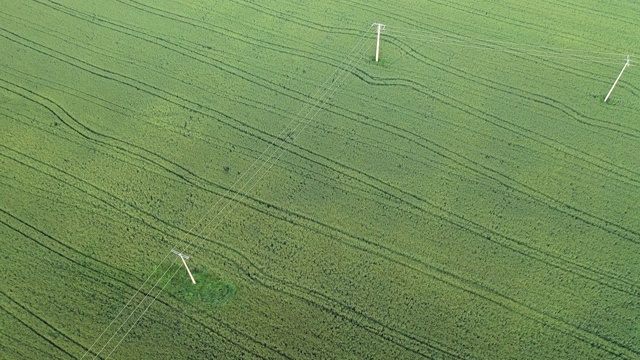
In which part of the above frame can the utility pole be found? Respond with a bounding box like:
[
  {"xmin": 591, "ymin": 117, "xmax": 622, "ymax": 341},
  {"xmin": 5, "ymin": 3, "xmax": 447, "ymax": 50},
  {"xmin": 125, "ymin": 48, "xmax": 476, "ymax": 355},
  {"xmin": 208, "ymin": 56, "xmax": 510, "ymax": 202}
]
[
  {"xmin": 171, "ymin": 249, "xmax": 196, "ymax": 284},
  {"xmin": 372, "ymin": 23, "xmax": 386, "ymax": 62},
  {"xmin": 604, "ymin": 55, "xmax": 631, "ymax": 102}
]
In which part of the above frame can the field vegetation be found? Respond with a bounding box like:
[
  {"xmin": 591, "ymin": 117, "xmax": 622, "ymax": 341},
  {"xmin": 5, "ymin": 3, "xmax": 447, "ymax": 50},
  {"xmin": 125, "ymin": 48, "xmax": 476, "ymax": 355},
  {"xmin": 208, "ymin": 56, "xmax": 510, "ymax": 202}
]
[{"xmin": 1, "ymin": 0, "xmax": 639, "ymax": 359}]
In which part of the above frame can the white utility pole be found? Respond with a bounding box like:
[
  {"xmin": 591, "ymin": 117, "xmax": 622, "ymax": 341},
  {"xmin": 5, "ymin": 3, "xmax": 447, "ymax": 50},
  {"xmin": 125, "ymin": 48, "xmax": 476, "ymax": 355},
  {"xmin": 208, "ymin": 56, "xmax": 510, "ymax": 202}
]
[
  {"xmin": 372, "ymin": 23, "xmax": 386, "ymax": 62},
  {"xmin": 604, "ymin": 55, "xmax": 631, "ymax": 102},
  {"xmin": 171, "ymin": 249, "xmax": 196, "ymax": 284}
]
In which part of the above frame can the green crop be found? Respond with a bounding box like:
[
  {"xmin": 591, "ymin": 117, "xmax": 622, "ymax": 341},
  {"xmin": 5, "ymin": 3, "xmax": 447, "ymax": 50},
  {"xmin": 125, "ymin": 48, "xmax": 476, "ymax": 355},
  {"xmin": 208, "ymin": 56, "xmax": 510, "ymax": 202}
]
[{"xmin": 1, "ymin": 0, "xmax": 638, "ymax": 359}]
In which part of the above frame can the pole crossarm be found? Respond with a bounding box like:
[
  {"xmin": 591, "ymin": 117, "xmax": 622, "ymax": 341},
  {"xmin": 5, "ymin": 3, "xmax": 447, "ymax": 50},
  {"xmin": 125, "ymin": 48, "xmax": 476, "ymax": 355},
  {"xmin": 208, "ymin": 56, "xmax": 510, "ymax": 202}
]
[{"xmin": 171, "ymin": 249, "xmax": 190, "ymax": 259}]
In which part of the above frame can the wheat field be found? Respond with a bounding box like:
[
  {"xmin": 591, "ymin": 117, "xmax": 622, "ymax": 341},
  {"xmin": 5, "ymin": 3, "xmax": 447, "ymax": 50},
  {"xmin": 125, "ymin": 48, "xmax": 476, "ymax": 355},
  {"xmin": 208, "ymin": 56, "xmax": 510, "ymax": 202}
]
[{"xmin": 1, "ymin": 1, "xmax": 639, "ymax": 359}]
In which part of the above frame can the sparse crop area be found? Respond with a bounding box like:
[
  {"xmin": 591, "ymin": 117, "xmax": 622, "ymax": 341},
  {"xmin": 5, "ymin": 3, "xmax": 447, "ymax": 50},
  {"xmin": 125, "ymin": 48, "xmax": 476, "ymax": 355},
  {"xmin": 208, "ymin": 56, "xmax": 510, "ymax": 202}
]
[{"xmin": 1, "ymin": 0, "xmax": 639, "ymax": 359}]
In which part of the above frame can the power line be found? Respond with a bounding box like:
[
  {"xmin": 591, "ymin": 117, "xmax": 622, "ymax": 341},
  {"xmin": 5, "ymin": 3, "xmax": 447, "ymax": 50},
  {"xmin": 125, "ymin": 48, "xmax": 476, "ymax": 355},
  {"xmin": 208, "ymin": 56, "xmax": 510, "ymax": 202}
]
[
  {"xmin": 83, "ymin": 23, "xmax": 635, "ymax": 358},
  {"xmin": 103, "ymin": 29, "xmax": 373, "ymax": 360},
  {"xmin": 387, "ymin": 26, "xmax": 633, "ymax": 56},
  {"xmin": 82, "ymin": 25, "xmax": 374, "ymax": 360},
  {"xmin": 385, "ymin": 28, "xmax": 635, "ymax": 64}
]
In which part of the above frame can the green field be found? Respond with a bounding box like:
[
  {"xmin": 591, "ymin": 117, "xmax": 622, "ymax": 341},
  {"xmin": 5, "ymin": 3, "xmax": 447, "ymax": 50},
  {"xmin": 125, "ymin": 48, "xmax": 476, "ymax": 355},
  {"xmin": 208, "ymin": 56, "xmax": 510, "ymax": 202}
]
[{"xmin": 1, "ymin": 0, "xmax": 639, "ymax": 359}]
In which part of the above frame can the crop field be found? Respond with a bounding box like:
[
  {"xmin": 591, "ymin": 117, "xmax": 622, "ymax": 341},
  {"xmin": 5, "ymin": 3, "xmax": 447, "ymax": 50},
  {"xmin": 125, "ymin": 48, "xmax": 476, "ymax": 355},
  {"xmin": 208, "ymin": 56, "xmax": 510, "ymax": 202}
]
[{"xmin": 1, "ymin": 0, "xmax": 639, "ymax": 359}]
